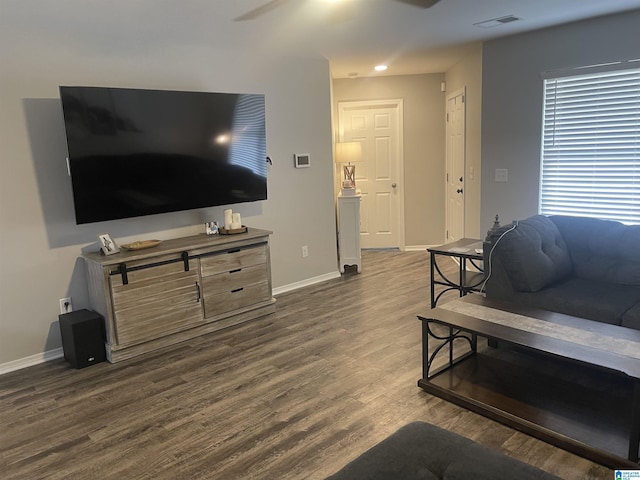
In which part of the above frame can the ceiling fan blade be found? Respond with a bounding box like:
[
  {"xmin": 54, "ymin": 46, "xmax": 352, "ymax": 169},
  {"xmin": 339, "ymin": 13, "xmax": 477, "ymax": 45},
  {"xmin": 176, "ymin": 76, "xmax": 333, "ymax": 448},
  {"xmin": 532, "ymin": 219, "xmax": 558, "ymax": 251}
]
[
  {"xmin": 234, "ymin": 0, "xmax": 291, "ymax": 21},
  {"xmin": 393, "ymin": 0, "xmax": 442, "ymax": 8}
]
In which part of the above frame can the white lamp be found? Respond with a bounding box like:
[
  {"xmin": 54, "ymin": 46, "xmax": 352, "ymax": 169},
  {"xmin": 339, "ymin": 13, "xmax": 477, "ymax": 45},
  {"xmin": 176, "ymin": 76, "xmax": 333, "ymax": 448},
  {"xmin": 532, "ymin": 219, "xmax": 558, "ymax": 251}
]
[{"xmin": 335, "ymin": 142, "xmax": 363, "ymax": 195}]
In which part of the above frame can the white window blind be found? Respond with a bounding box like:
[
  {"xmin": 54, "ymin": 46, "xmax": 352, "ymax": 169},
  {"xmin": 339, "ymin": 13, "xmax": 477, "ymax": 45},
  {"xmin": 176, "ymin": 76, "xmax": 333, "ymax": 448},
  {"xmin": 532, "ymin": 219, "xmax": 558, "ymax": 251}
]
[{"xmin": 540, "ymin": 66, "xmax": 640, "ymax": 224}]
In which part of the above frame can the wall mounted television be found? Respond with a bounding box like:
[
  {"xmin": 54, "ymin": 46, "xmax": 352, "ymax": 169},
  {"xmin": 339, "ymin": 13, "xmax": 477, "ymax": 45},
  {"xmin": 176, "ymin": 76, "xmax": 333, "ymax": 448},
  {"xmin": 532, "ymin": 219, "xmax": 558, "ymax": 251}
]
[{"xmin": 59, "ymin": 86, "xmax": 268, "ymax": 224}]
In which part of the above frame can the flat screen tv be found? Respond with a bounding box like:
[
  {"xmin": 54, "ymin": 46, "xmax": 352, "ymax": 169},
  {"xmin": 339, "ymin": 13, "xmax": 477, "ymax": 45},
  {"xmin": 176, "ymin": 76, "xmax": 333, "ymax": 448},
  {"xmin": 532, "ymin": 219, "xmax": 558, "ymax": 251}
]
[{"xmin": 59, "ymin": 86, "xmax": 268, "ymax": 224}]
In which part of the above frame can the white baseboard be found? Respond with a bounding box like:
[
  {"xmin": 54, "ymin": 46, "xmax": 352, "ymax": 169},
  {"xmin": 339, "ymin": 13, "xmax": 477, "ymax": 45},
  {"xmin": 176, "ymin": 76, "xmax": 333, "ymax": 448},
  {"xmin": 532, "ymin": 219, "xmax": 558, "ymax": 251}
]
[
  {"xmin": 0, "ymin": 347, "xmax": 64, "ymax": 375},
  {"xmin": 273, "ymin": 270, "xmax": 341, "ymax": 296},
  {"xmin": 404, "ymin": 245, "xmax": 430, "ymax": 252},
  {"xmin": 0, "ymin": 270, "xmax": 341, "ymax": 375}
]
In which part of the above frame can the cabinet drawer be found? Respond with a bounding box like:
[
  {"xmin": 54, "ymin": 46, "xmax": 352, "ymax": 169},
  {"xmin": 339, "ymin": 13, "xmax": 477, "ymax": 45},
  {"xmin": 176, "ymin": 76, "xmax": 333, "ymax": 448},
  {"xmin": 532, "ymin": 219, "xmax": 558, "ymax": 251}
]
[
  {"xmin": 202, "ymin": 264, "xmax": 270, "ymax": 318},
  {"xmin": 202, "ymin": 264, "xmax": 267, "ymax": 294},
  {"xmin": 203, "ymin": 280, "xmax": 271, "ymax": 318},
  {"xmin": 200, "ymin": 244, "xmax": 266, "ymax": 277}
]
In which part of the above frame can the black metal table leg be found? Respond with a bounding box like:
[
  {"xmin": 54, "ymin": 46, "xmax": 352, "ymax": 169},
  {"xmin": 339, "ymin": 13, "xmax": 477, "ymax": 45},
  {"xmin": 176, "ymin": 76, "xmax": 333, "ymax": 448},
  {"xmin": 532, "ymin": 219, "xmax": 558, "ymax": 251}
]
[
  {"xmin": 421, "ymin": 319, "xmax": 430, "ymax": 380},
  {"xmin": 430, "ymin": 252, "xmax": 436, "ymax": 308},
  {"xmin": 427, "ymin": 239, "xmax": 485, "ymax": 308},
  {"xmin": 418, "ymin": 317, "xmax": 476, "ymax": 380}
]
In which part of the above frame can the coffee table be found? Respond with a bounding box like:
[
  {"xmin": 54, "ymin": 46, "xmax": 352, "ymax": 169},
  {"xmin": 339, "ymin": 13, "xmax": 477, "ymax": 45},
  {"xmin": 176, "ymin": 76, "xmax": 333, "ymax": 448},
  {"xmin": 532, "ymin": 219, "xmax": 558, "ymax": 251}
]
[{"xmin": 417, "ymin": 294, "xmax": 640, "ymax": 469}]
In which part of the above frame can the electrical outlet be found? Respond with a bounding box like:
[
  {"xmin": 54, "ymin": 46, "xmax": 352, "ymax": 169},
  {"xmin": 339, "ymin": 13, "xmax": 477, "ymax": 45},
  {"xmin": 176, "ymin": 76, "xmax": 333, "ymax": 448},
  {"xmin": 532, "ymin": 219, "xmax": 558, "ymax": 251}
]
[
  {"xmin": 59, "ymin": 297, "xmax": 73, "ymax": 315},
  {"xmin": 495, "ymin": 168, "xmax": 509, "ymax": 182},
  {"xmin": 301, "ymin": 245, "xmax": 309, "ymax": 258}
]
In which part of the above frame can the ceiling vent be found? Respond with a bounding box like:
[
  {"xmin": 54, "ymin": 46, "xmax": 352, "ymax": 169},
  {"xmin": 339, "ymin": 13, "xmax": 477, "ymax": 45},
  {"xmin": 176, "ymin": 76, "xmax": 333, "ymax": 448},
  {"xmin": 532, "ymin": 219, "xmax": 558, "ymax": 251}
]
[{"xmin": 474, "ymin": 15, "xmax": 521, "ymax": 29}]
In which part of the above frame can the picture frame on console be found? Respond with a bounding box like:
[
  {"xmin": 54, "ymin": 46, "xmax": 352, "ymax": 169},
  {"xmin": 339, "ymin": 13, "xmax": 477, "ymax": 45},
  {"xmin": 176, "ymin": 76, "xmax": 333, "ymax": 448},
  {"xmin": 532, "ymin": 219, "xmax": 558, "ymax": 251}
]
[{"xmin": 98, "ymin": 233, "xmax": 119, "ymax": 256}]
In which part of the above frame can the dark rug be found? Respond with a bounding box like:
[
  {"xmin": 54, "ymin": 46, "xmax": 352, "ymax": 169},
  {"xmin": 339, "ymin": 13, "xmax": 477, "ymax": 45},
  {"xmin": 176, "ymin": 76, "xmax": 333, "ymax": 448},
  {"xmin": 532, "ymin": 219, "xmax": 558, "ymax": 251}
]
[{"xmin": 326, "ymin": 421, "xmax": 561, "ymax": 480}]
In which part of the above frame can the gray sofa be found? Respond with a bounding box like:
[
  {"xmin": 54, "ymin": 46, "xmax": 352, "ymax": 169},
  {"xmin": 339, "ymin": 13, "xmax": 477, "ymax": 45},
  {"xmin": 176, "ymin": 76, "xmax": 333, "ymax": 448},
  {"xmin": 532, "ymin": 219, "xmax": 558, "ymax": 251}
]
[
  {"xmin": 326, "ymin": 421, "xmax": 560, "ymax": 480},
  {"xmin": 483, "ymin": 214, "xmax": 640, "ymax": 329}
]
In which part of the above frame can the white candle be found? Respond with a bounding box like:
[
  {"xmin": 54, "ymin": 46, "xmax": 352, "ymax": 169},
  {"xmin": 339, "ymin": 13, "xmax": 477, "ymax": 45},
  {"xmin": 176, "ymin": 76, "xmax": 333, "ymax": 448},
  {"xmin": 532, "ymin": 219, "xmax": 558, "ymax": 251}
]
[
  {"xmin": 224, "ymin": 209, "xmax": 233, "ymax": 229},
  {"xmin": 232, "ymin": 212, "xmax": 241, "ymax": 227}
]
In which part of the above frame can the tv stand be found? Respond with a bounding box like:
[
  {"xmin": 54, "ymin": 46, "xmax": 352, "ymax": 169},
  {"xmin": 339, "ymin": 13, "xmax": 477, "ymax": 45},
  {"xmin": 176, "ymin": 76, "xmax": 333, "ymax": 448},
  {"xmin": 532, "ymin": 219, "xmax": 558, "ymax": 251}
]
[{"xmin": 83, "ymin": 228, "xmax": 275, "ymax": 362}]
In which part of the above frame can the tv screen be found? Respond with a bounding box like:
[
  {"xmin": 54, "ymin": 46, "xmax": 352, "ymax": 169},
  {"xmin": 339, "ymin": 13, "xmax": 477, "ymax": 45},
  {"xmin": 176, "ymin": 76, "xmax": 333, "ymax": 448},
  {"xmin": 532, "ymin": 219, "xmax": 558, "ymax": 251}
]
[{"xmin": 59, "ymin": 86, "xmax": 268, "ymax": 224}]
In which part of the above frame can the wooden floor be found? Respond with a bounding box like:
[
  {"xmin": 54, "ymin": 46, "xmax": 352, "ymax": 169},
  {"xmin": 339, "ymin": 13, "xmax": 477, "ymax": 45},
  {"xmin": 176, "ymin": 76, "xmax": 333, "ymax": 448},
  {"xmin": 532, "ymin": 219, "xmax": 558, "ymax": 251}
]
[{"xmin": 0, "ymin": 250, "xmax": 613, "ymax": 479}]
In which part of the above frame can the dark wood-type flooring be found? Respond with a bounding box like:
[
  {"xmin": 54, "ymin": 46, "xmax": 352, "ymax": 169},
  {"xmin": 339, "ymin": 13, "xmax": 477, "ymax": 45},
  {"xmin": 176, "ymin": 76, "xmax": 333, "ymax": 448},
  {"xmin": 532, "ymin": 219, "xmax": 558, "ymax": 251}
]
[{"xmin": 0, "ymin": 250, "xmax": 613, "ymax": 479}]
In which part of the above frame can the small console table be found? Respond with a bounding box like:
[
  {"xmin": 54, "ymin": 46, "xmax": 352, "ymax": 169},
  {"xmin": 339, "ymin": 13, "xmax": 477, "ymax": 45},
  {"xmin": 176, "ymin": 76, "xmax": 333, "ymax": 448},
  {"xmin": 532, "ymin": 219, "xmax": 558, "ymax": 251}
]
[
  {"xmin": 428, "ymin": 238, "xmax": 484, "ymax": 308},
  {"xmin": 337, "ymin": 194, "xmax": 362, "ymax": 273}
]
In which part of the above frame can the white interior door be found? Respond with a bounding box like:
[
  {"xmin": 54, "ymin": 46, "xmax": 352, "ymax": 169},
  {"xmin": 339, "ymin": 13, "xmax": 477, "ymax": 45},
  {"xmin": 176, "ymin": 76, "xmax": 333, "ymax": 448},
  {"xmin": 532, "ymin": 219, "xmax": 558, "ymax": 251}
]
[
  {"xmin": 445, "ymin": 88, "xmax": 466, "ymax": 242},
  {"xmin": 338, "ymin": 100, "xmax": 403, "ymax": 249}
]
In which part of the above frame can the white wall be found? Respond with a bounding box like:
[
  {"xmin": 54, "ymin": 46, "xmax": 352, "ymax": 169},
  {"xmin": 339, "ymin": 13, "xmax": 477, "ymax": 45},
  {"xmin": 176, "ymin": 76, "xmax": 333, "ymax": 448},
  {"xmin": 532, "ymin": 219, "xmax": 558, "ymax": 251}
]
[
  {"xmin": 0, "ymin": 17, "xmax": 337, "ymax": 366},
  {"xmin": 481, "ymin": 9, "xmax": 640, "ymax": 234}
]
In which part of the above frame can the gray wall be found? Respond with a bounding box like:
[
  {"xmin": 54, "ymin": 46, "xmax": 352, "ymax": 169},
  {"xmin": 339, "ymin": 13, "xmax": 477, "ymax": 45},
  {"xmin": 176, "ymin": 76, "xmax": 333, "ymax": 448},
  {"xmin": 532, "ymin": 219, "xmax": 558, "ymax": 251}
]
[
  {"xmin": 481, "ymin": 10, "xmax": 640, "ymax": 234},
  {"xmin": 0, "ymin": 14, "xmax": 337, "ymax": 366},
  {"xmin": 332, "ymin": 74, "xmax": 446, "ymax": 247}
]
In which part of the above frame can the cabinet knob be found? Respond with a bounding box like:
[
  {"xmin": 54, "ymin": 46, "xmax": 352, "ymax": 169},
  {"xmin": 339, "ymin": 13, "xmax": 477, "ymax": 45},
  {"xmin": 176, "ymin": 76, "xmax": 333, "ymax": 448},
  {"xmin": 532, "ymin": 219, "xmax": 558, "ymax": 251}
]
[{"xmin": 392, "ymin": 183, "xmax": 397, "ymax": 188}]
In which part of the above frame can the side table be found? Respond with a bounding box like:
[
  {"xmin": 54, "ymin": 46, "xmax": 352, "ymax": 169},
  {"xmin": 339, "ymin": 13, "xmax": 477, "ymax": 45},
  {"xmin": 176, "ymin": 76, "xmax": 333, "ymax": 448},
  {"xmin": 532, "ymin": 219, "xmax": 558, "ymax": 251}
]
[
  {"xmin": 338, "ymin": 194, "xmax": 362, "ymax": 273},
  {"xmin": 428, "ymin": 238, "xmax": 484, "ymax": 308}
]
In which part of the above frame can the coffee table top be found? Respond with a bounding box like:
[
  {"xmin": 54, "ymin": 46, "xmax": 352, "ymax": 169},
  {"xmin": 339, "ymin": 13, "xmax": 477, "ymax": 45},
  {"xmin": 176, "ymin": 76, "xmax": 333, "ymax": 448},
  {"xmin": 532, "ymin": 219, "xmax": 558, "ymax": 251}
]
[{"xmin": 423, "ymin": 294, "xmax": 640, "ymax": 380}]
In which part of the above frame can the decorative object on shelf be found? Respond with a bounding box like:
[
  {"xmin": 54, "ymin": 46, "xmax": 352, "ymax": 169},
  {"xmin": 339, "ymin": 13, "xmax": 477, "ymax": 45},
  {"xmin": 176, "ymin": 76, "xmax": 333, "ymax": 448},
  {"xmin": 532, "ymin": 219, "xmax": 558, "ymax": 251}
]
[
  {"xmin": 340, "ymin": 186, "xmax": 357, "ymax": 196},
  {"xmin": 224, "ymin": 208, "xmax": 246, "ymax": 230},
  {"xmin": 219, "ymin": 225, "xmax": 248, "ymax": 235},
  {"xmin": 224, "ymin": 209, "xmax": 233, "ymax": 229},
  {"xmin": 231, "ymin": 212, "xmax": 242, "ymax": 230},
  {"xmin": 98, "ymin": 233, "xmax": 119, "ymax": 255},
  {"xmin": 205, "ymin": 221, "xmax": 219, "ymax": 235},
  {"xmin": 223, "ymin": 209, "xmax": 242, "ymax": 230},
  {"xmin": 120, "ymin": 240, "xmax": 162, "ymax": 251},
  {"xmin": 335, "ymin": 142, "xmax": 363, "ymax": 195},
  {"xmin": 485, "ymin": 214, "xmax": 501, "ymax": 241}
]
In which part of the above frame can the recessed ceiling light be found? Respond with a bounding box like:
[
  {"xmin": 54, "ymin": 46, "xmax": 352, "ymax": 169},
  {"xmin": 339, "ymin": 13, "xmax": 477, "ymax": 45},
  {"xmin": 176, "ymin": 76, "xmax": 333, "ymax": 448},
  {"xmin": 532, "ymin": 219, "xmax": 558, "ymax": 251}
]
[{"xmin": 374, "ymin": 65, "xmax": 388, "ymax": 72}]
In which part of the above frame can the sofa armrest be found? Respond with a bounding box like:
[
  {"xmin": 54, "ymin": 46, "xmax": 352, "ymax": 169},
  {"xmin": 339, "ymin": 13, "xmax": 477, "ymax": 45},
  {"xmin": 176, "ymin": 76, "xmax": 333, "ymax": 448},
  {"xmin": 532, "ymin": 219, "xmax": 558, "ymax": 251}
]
[{"xmin": 483, "ymin": 239, "xmax": 519, "ymax": 299}]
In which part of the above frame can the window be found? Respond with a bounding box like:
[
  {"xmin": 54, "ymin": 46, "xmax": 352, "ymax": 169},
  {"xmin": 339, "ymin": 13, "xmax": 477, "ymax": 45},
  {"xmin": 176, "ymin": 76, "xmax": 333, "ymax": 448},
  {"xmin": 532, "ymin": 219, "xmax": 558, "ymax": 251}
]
[{"xmin": 540, "ymin": 65, "xmax": 640, "ymax": 224}]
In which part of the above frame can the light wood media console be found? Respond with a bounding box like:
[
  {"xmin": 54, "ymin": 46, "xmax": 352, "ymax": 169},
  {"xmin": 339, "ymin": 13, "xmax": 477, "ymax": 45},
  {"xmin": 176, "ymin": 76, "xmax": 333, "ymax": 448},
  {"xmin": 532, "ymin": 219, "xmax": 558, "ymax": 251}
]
[{"xmin": 83, "ymin": 228, "xmax": 275, "ymax": 362}]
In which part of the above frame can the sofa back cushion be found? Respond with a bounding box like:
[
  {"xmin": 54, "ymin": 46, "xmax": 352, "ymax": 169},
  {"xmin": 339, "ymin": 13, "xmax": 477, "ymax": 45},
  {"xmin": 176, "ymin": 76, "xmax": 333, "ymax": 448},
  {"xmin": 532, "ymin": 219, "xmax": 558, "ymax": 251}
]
[
  {"xmin": 550, "ymin": 215, "xmax": 640, "ymax": 285},
  {"xmin": 493, "ymin": 215, "xmax": 572, "ymax": 292}
]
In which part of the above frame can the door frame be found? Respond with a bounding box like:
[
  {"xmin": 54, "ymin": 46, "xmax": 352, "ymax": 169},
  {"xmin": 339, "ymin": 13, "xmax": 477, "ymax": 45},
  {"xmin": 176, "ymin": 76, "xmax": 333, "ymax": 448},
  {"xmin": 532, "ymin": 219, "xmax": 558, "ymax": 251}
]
[
  {"xmin": 445, "ymin": 87, "xmax": 466, "ymax": 242},
  {"xmin": 337, "ymin": 99, "xmax": 405, "ymax": 250}
]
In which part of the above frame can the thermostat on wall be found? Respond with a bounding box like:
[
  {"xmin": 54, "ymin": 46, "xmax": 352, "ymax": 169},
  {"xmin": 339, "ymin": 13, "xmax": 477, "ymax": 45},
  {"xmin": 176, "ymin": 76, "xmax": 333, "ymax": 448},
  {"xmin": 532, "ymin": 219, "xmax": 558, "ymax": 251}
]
[{"xmin": 294, "ymin": 153, "xmax": 310, "ymax": 168}]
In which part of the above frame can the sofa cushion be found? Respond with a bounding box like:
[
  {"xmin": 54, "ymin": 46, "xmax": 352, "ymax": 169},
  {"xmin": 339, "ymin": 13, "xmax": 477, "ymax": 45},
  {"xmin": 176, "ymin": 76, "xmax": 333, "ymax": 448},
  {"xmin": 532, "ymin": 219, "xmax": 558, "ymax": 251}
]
[
  {"xmin": 493, "ymin": 215, "xmax": 572, "ymax": 292},
  {"xmin": 622, "ymin": 303, "xmax": 640, "ymax": 330},
  {"xmin": 506, "ymin": 277, "xmax": 640, "ymax": 325},
  {"xmin": 551, "ymin": 215, "xmax": 640, "ymax": 285}
]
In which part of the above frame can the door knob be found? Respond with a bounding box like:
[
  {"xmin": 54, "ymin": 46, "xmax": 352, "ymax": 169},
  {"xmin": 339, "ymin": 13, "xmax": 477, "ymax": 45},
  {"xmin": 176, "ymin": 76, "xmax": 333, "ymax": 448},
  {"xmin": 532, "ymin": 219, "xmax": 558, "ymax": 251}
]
[
  {"xmin": 392, "ymin": 183, "xmax": 397, "ymax": 188},
  {"xmin": 457, "ymin": 188, "xmax": 463, "ymax": 194}
]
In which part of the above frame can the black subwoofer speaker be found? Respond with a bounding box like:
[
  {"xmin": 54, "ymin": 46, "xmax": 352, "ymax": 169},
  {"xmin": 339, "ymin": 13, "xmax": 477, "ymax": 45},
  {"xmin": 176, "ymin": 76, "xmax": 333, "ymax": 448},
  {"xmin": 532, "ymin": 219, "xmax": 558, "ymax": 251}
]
[{"xmin": 59, "ymin": 309, "xmax": 106, "ymax": 369}]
